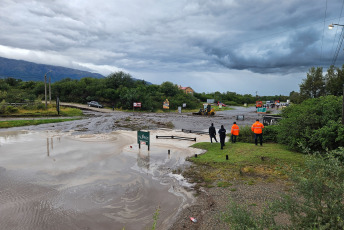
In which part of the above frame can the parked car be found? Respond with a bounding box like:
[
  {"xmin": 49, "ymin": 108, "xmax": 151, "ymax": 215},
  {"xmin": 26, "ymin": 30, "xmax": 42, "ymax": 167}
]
[{"xmin": 87, "ymin": 101, "xmax": 103, "ymax": 108}]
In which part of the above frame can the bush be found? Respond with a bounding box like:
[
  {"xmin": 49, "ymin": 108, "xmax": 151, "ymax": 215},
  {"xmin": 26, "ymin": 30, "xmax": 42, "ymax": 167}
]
[
  {"xmin": 224, "ymin": 152, "xmax": 344, "ymax": 229},
  {"xmin": 277, "ymin": 95, "xmax": 343, "ymax": 153},
  {"xmin": 0, "ymin": 100, "xmax": 6, "ymax": 114},
  {"xmin": 263, "ymin": 125, "xmax": 278, "ymax": 143},
  {"xmin": 236, "ymin": 125, "xmax": 254, "ymax": 143},
  {"xmin": 5, "ymin": 105, "xmax": 18, "ymax": 114},
  {"xmin": 224, "ymin": 101, "xmax": 239, "ymax": 106},
  {"xmin": 236, "ymin": 125, "xmax": 278, "ymax": 143}
]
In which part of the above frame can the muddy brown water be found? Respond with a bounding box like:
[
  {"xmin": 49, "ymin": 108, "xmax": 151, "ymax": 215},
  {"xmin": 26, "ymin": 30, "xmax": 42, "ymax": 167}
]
[{"xmin": 0, "ymin": 130, "xmax": 197, "ymax": 230}]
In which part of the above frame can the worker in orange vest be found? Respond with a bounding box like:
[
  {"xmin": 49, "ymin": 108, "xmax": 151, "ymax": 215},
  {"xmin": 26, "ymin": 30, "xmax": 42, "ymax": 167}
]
[
  {"xmin": 251, "ymin": 119, "xmax": 264, "ymax": 146},
  {"xmin": 230, "ymin": 122, "xmax": 240, "ymax": 143}
]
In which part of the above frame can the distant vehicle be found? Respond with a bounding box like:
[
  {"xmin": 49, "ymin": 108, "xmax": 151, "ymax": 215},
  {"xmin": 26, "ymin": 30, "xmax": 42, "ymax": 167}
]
[
  {"xmin": 256, "ymin": 101, "xmax": 263, "ymax": 108},
  {"xmin": 217, "ymin": 101, "xmax": 226, "ymax": 107},
  {"xmin": 193, "ymin": 103, "xmax": 215, "ymax": 116},
  {"xmin": 87, "ymin": 101, "xmax": 103, "ymax": 108}
]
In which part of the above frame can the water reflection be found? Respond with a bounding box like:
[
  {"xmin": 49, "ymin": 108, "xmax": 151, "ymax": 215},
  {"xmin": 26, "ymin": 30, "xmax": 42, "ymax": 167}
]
[
  {"xmin": 0, "ymin": 130, "xmax": 195, "ymax": 230},
  {"xmin": 46, "ymin": 137, "xmax": 55, "ymax": 157},
  {"xmin": 0, "ymin": 130, "xmax": 29, "ymax": 146},
  {"xmin": 137, "ymin": 151, "xmax": 150, "ymax": 171}
]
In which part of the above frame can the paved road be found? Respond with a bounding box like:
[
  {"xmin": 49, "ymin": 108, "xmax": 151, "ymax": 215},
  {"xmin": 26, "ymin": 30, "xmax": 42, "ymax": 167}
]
[{"xmin": 59, "ymin": 102, "xmax": 115, "ymax": 113}]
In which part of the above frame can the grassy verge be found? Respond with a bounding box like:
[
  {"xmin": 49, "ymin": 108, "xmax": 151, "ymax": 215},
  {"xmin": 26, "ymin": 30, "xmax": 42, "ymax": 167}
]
[
  {"xmin": 182, "ymin": 142, "xmax": 304, "ymax": 190},
  {"xmin": 0, "ymin": 118, "xmax": 79, "ymax": 128},
  {"xmin": 1, "ymin": 107, "xmax": 83, "ymax": 117}
]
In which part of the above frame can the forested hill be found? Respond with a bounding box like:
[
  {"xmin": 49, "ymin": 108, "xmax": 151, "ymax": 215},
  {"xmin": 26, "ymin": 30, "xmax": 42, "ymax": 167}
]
[{"xmin": 0, "ymin": 56, "xmax": 104, "ymax": 82}]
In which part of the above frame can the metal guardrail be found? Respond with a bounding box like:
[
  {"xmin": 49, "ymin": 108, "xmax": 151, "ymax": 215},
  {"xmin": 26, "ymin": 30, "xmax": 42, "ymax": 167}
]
[
  {"xmin": 181, "ymin": 129, "xmax": 208, "ymax": 134},
  {"xmin": 156, "ymin": 135, "xmax": 196, "ymax": 141}
]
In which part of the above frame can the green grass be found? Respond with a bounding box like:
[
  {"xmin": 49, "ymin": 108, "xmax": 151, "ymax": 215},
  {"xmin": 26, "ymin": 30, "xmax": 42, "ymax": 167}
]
[
  {"xmin": 0, "ymin": 118, "xmax": 79, "ymax": 128},
  {"xmin": 190, "ymin": 142, "xmax": 303, "ymax": 166},
  {"xmin": 1, "ymin": 106, "xmax": 83, "ymax": 117},
  {"xmin": 183, "ymin": 142, "xmax": 304, "ymax": 189},
  {"xmin": 212, "ymin": 105, "xmax": 234, "ymax": 111}
]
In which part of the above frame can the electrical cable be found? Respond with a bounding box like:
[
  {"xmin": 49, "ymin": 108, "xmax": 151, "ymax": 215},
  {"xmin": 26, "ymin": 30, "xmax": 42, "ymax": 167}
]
[
  {"xmin": 330, "ymin": 0, "xmax": 344, "ymax": 61},
  {"xmin": 331, "ymin": 27, "xmax": 344, "ymax": 66},
  {"xmin": 320, "ymin": 0, "xmax": 328, "ymax": 63}
]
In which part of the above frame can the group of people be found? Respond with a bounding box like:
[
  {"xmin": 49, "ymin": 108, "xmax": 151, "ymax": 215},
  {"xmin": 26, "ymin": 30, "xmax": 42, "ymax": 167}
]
[{"xmin": 208, "ymin": 119, "xmax": 265, "ymax": 149}]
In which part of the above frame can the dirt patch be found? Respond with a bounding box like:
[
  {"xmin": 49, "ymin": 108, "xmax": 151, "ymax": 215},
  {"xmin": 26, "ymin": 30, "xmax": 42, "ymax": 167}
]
[{"xmin": 168, "ymin": 167, "xmax": 291, "ymax": 230}]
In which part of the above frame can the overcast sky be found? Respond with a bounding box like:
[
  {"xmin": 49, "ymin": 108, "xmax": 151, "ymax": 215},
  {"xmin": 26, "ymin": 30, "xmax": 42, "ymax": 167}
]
[{"xmin": 1, "ymin": 0, "xmax": 344, "ymax": 95}]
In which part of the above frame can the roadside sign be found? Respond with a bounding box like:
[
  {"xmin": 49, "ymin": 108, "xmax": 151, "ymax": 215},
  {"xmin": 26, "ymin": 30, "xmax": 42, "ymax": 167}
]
[
  {"xmin": 133, "ymin": 102, "xmax": 141, "ymax": 108},
  {"xmin": 163, "ymin": 99, "xmax": 169, "ymax": 109},
  {"xmin": 257, "ymin": 108, "xmax": 267, "ymax": 113},
  {"xmin": 137, "ymin": 130, "xmax": 150, "ymax": 150},
  {"xmin": 207, "ymin": 99, "xmax": 215, "ymax": 103},
  {"xmin": 178, "ymin": 106, "xmax": 181, "ymax": 113},
  {"xmin": 183, "ymin": 103, "xmax": 186, "ymax": 108}
]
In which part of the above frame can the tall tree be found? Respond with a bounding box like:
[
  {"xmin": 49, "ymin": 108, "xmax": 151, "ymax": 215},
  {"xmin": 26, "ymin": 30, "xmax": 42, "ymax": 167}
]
[
  {"xmin": 325, "ymin": 65, "xmax": 344, "ymax": 96},
  {"xmin": 300, "ymin": 67, "xmax": 325, "ymax": 99}
]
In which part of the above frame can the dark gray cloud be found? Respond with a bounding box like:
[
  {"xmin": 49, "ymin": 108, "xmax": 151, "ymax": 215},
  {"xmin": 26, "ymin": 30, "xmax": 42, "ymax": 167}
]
[{"xmin": 0, "ymin": 0, "xmax": 343, "ymax": 95}]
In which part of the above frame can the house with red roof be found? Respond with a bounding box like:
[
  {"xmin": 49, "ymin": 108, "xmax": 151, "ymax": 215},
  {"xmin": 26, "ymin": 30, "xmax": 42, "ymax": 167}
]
[{"xmin": 178, "ymin": 85, "xmax": 194, "ymax": 95}]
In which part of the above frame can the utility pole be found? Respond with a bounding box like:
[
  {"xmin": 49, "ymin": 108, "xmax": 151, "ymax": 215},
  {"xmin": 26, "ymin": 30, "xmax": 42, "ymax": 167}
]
[
  {"xmin": 49, "ymin": 76, "xmax": 51, "ymax": 104},
  {"xmin": 342, "ymin": 84, "xmax": 344, "ymax": 125},
  {"xmin": 44, "ymin": 74, "xmax": 47, "ymax": 109},
  {"xmin": 44, "ymin": 70, "xmax": 52, "ymax": 109}
]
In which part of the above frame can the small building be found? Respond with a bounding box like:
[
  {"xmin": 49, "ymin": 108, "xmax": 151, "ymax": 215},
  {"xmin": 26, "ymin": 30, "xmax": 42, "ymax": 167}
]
[{"xmin": 179, "ymin": 85, "xmax": 194, "ymax": 95}]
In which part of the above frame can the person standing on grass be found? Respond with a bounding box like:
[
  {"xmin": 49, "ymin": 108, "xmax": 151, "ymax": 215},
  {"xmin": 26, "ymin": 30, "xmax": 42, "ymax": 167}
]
[
  {"xmin": 251, "ymin": 119, "xmax": 264, "ymax": 146},
  {"xmin": 231, "ymin": 122, "xmax": 240, "ymax": 143},
  {"xmin": 209, "ymin": 123, "xmax": 218, "ymax": 143},
  {"xmin": 218, "ymin": 125, "xmax": 226, "ymax": 149}
]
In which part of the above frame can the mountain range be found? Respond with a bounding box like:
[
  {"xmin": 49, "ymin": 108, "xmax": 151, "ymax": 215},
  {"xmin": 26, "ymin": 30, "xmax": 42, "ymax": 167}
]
[{"xmin": 0, "ymin": 56, "xmax": 105, "ymax": 82}]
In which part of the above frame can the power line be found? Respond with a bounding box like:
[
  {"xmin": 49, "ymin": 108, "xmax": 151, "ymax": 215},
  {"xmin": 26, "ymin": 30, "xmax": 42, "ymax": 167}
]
[
  {"xmin": 331, "ymin": 0, "xmax": 344, "ymax": 66},
  {"xmin": 331, "ymin": 27, "xmax": 344, "ymax": 66},
  {"xmin": 330, "ymin": 0, "xmax": 344, "ymax": 57},
  {"xmin": 320, "ymin": 0, "xmax": 328, "ymax": 63}
]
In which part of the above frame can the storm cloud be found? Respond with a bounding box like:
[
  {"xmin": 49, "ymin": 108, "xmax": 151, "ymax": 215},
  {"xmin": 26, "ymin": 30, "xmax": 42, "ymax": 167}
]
[{"xmin": 0, "ymin": 0, "xmax": 343, "ymax": 95}]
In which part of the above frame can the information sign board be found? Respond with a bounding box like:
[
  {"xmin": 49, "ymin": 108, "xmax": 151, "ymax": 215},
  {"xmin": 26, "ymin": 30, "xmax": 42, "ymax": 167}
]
[{"xmin": 137, "ymin": 130, "xmax": 150, "ymax": 150}]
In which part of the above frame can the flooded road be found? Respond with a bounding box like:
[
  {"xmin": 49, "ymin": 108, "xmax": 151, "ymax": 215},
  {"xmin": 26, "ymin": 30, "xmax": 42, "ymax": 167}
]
[
  {"xmin": 0, "ymin": 106, "xmax": 280, "ymax": 229},
  {"xmin": 0, "ymin": 130, "xmax": 203, "ymax": 230}
]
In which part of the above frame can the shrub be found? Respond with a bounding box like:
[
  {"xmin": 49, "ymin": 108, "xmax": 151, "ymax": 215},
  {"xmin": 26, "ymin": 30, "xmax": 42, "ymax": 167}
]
[
  {"xmin": 224, "ymin": 152, "xmax": 344, "ymax": 229},
  {"xmin": 263, "ymin": 125, "xmax": 278, "ymax": 143},
  {"xmin": 236, "ymin": 125, "xmax": 278, "ymax": 143},
  {"xmin": 5, "ymin": 105, "xmax": 18, "ymax": 114},
  {"xmin": 236, "ymin": 125, "xmax": 254, "ymax": 143},
  {"xmin": 273, "ymin": 153, "xmax": 344, "ymax": 229},
  {"xmin": 0, "ymin": 100, "xmax": 6, "ymax": 114},
  {"xmin": 277, "ymin": 95, "xmax": 343, "ymax": 153}
]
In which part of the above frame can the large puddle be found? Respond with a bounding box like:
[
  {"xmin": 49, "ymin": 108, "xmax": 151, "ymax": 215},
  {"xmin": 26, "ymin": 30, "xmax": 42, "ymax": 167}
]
[{"xmin": 0, "ymin": 130, "xmax": 201, "ymax": 230}]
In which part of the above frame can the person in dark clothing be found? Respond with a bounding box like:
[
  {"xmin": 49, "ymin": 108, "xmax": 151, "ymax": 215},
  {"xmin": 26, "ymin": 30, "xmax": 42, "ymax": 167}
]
[
  {"xmin": 209, "ymin": 123, "xmax": 218, "ymax": 143},
  {"xmin": 218, "ymin": 125, "xmax": 226, "ymax": 149}
]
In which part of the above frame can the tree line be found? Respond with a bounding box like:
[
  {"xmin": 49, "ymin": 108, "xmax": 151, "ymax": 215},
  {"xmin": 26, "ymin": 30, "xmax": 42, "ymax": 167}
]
[
  {"xmin": 0, "ymin": 71, "xmax": 287, "ymax": 111},
  {"xmin": 289, "ymin": 65, "xmax": 344, "ymax": 104}
]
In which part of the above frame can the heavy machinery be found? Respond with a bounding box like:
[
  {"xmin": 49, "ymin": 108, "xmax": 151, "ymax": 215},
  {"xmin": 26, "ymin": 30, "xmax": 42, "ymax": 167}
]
[
  {"xmin": 193, "ymin": 104, "xmax": 216, "ymax": 115},
  {"xmin": 256, "ymin": 101, "xmax": 263, "ymax": 108}
]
